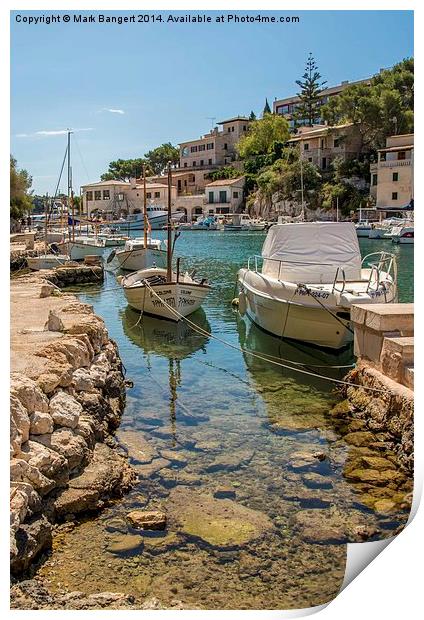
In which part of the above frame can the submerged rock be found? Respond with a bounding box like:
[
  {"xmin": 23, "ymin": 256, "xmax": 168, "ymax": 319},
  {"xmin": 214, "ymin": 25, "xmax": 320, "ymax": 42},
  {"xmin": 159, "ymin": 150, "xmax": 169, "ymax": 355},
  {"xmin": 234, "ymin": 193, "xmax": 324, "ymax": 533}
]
[
  {"xmin": 107, "ymin": 534, "xmax": 144, "ymax": 554},
  {"xmin": 127, "ymin": 510, "xmax": 167, "ymax": 530},
  {"xmin": 167, "ymin": 487, "xmax": 274, "ymax": 549},
  {"xmin": 293, "ymin": 507, "xmax": 379, "ymax": 544},
  {"xmin": 116, "ymin": 430, "xmax": 158, "ymax": 464},
  {"xmin": 204, "ymin": 449, "xmax": 255, "ymax": 473}
]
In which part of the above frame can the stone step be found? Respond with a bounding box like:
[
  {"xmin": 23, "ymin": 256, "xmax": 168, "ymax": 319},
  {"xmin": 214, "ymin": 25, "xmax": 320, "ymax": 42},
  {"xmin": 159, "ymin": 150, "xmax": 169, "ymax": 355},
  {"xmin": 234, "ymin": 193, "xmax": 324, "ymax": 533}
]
[
  {"xmin": 404, "ymin": 366, "xmax": 414, "ymax": 390},
  {"xmin": 381, "ymin": 336, "xmax": 414, "ymax": 387},
  {"xmin": 382, "ymin": 336, "xmax": 414, "ymax": 364},
  {"xmin": 351, "ymin": 303, "xmax": 414, "ymax": 334}
]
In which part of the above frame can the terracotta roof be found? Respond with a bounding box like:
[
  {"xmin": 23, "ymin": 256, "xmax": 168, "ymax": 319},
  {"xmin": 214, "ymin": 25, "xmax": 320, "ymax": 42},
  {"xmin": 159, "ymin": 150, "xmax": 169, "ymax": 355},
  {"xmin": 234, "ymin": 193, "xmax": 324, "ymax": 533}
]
[
  {"xmin": 205, "ymin": 176, "xmax": 245, "ymax": 187},
  {"xmin": 134, "ymin": 183, "xmax": 169, "ymax": 189},
  {"xmin": 81, "ymin": 180, "xmax": 130, "ymax": 187},
  {"xmin": 218, "ymin": 116, "xmax": 250, "ymax": 124},
  {"xmin": 287, "ymin": 123, "xmax": 355, "ymax": 142}
]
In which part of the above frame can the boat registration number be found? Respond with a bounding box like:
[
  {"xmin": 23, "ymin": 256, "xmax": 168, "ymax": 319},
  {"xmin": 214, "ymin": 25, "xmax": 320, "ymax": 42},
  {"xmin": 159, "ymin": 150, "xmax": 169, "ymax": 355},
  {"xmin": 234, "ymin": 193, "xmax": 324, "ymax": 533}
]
[{"xmin": 296, "ymin": 289, "xmax": 330, "ymax": 300}]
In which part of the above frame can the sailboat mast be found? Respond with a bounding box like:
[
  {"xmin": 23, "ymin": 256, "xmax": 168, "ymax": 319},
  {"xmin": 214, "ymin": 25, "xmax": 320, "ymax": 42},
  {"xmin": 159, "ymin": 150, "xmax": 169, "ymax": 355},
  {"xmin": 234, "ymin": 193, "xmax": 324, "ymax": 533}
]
[
  {"xmin": 167, "ymin": 162, "xmax": 172, "ymax": 282},
  {"xmin": 44, "ymin": 192, "xmax": 48, "ymax": 254},
  {"xmin": 143, "ymin": 164, "xmax": 148, "ymax": 248}
]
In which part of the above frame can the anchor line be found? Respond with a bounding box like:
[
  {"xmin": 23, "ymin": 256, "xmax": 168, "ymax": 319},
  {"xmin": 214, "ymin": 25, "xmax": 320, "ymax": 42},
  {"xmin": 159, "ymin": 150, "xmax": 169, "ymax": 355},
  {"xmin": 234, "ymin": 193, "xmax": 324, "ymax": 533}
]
[{"xmin": 142, "ymin": 280, "xmax": 388, "ymax": 394}]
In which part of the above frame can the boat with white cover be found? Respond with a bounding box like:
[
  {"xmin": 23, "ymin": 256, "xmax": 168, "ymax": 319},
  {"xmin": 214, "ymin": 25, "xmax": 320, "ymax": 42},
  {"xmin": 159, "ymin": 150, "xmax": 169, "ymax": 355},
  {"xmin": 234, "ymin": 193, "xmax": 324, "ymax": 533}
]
[
  {"xmin": 111, "ymin": 237, "xmax": 167, "ymax": 271},
  {"xmin": 58, "ymin": 236, "xmax": 106, "ymax": 260},
  {"xmin": 237, "ymin": 222, "xmax": 397, "ymax": 350}
]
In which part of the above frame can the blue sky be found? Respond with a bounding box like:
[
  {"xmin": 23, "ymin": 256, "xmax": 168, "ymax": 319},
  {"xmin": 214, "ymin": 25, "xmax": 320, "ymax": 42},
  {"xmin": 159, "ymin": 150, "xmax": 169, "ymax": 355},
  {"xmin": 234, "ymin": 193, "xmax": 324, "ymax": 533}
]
[{"xmin": 10, "ymin": 10, "xmax": 413, "ymax": 195}]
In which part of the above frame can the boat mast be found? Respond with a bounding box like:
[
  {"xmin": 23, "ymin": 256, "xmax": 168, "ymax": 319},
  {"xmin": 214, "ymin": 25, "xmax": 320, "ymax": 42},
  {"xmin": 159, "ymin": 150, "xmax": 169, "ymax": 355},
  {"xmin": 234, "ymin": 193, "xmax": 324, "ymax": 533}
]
[
  {"xmin": 67, "ymin": 130, "xmax": 75, "ymax": 242},
  {"xmin": 336, "ymin": 196, "xmax": 339, "ymax": 222},
  {"xmin": 143, "ymin": 164, "xmax": 148, "ymax": 248},
  {"xmin": 167, "ymin": 161, "xmax": 172, "ymax": 282},
  {"xmin": 44, "ymin": 192, "xmax": 48, "ymax": 255}
]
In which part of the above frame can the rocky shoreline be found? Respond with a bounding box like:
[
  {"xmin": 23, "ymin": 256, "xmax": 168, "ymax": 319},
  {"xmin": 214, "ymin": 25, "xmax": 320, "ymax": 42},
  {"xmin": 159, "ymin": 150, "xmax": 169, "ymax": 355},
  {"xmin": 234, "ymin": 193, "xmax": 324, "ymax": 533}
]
[{"xmin": 10, "ymin": 272, "xmax": 136, "ymax": 580}]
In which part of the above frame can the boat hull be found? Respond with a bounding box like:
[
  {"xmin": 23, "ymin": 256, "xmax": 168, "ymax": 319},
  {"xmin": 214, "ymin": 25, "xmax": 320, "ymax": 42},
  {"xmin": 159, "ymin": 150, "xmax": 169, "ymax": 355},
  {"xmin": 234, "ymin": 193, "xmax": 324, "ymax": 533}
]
[
  {"xmin": 123, "ymin": 279, "xmax": 210, "ymax": 320},
  {"xmin": 59, "ymin": 241, "xmax": 105, "ymax": 260},
  {"xmin": 115, "ymin": 248, "xmax": 167, "ymax": 271},
  {"xmin": 238, "ymin": 268, "xmax": 395, "ymax": 350},
  {"xmin": 27, "ymin": 255, "xmax": 70, "ymax": 270}
]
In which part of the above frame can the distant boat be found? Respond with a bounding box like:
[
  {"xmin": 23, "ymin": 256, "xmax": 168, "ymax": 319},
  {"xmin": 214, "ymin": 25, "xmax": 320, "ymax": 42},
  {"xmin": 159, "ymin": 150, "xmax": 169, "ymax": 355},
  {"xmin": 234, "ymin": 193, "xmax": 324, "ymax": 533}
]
[
  {"xmin": 112, "ymin": 206, "xmax": 185, "ymax": 231},
  {"xmin": 237, "ymin": 222, "xmax": 398, "ymax": 350},
  {"xmin": 391, "ymin": 225, "xmax": 414, "ymax": 244}
]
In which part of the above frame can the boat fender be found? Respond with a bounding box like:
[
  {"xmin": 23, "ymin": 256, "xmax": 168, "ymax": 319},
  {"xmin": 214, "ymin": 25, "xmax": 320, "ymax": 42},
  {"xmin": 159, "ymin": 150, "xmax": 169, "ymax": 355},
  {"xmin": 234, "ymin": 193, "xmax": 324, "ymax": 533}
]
[
  {"xmin": 238, "ymin": 291, "xmax": 247, "ymax": 316},
  {"xmin": 117, "ymin": 275, "xmax": 124, "ymax": 285},
  {"xmin": 107, "ymin": 249, "xmax": 116, "ymax": 263}
]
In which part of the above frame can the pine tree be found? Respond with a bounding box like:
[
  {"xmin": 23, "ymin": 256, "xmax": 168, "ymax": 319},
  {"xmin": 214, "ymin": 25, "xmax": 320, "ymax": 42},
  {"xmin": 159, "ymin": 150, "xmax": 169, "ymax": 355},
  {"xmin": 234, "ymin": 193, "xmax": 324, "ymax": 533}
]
[
  {"xmin": 295, "ymin": 53, "xmax": 327, "ymax": 127},
  {"xmin": 262, "ymin": 98, "xmax": 272, "ymax": 116},
  {"xmin": 249, "ymin": 110, "xmax": 257, "ymax": 121}
]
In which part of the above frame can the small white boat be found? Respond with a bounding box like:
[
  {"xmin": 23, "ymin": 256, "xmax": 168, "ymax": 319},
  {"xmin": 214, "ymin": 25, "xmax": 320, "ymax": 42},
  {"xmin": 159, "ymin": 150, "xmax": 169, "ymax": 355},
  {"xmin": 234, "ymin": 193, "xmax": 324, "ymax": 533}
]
[
  {"xmin": 121, "ymin": 267, "xmax": 211, "ymax": 320},
  {"xmin": 237, "ymin": 222, "xmax": 397, "ymax": 350},
  {"xmin": 112, "ymin": 207, "xmax": 186, "ymax": 231},
  {"xmin": 392, "ymin": 225, "xmax": 414, "ymax": 244},
  {"xmin": 112, "ymin": 238, "xmax": 167, "ymax": 271},
  {"xmin": 355, "ymin": 220, "xmax": 373, "ymax": 237},
  {"xmin": 58, "ymin": 237, "xmax": 106, "ymax": 260},
  {"xmin": 225, "ymin": 213, "xmax": 267, "ymax": 231},
  {"xmin": 27, "ymin": 254, "xmax": 71, "ymax": 270}
]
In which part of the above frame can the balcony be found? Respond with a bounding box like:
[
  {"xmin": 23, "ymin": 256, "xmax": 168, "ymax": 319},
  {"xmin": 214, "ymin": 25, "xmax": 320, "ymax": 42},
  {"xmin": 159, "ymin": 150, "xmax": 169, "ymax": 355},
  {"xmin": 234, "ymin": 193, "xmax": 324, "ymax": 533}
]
[{"xmin": 379, "ymin": 159, "xmax": 411, "ymax": 168}]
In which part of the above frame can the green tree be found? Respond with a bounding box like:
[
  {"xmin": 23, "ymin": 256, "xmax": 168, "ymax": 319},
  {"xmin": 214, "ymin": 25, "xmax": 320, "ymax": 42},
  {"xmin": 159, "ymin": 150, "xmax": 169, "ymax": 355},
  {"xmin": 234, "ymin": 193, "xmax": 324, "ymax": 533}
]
[
  {"xmin": 249, "ymin": 110, "xmax": 257, "ymax": 121},
  {"xmin": 262, "ymin": 98, "xmax": 272, "ymax": 116},
  {"xmin": 321, "ymin": 58, "xmax": 414, "ymax": 149},
  {"xmin": 101, "ymin": 158, "xmax": 148, "ymax": 181},
  {"xmin": 10, "ymin": 156, "xmax": 33, "ymax": 220},
  {"xmin": 206, "ymin": 166, "xmax": 240, "ymax": 182},
  {"xmin": 144, "ymin": 142, "xmax": 179, "ymax": 175},
  {"xmin": 295, "ymin": 53, "xmax": 327, "ymax": 127},
  {"xmin": 236, "ymin": 114, "xmax": 290, "ymax": 159}
]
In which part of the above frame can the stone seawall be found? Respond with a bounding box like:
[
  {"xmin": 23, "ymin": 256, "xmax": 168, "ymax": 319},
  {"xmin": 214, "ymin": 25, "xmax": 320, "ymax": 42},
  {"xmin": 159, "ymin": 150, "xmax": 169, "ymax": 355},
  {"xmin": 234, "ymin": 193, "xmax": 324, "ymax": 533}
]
[
  {"xmin": 10, "ymin": 273, "xmax": 135, "ymax": 575},
  {"xmin": 334, "ymin": 362, "xmax": 414, "ymax": 474}
]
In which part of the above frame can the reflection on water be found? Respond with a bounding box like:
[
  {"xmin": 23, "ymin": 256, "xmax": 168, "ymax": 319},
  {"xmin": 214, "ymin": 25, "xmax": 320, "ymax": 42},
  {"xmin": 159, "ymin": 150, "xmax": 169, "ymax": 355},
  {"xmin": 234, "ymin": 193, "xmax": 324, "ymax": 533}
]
[{"xmin": 37, "ymin": 232, "xmax": 413, "ymax": 610}]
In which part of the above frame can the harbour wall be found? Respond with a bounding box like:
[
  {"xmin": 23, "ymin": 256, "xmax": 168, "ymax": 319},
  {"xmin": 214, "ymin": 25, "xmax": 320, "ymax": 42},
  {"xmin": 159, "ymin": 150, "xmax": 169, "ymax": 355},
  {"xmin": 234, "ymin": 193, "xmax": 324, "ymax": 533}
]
[
  {"xmin": 334, "ymin": 303, "xmax": 414, "ymax": 474},
  {"xmin": 10, "ymin": 272, "xmax": 135, "ymax": 575}
]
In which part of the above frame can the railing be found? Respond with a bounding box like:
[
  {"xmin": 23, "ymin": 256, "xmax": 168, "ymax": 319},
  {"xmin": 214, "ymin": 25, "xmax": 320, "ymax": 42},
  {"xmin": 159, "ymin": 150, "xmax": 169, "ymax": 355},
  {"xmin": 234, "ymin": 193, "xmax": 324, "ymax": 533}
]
[
  {"xmin": 362, "ymin": 251, "xmax": 398, "ymax": 298},
  {"xmin": 332, "ymin": 267, "xmax": 346, "ymax": 294},
  {"xmin": 379, "ymin": 160, "xmax": 411, "ymax": 168}
]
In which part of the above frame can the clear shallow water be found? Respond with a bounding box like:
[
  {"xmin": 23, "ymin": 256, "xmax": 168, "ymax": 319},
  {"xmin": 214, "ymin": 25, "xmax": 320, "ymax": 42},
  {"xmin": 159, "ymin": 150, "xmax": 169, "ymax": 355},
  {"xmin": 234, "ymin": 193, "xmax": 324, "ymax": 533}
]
[{"xmin": 38, "ymin": 232, "xmax": 413, "ymax": 610}]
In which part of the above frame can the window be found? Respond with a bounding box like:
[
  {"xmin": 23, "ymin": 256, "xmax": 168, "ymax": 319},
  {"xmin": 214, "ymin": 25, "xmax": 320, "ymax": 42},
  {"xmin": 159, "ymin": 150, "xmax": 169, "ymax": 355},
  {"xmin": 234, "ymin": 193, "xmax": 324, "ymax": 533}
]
[
  {"xmin": 231, "ymin": 126, "xmax": 234, "ymax": 132},
  {"xmin": 154, "ymin": 192, "xmax": 160, "ymax": 198},
  {"xmin": 227, "ymin": 127, "xmax": 231, "ymax": 132},
  {"xmin": 392, "ymin": 172, "xmax": 399, "ymax": 182},
  {"xmin": 182, "ymin": 146, "xmax": 189, "ymax": 157},
  {"xmin": 322, "ymin": 157, "xmax": 327, "ymax": 169},
  {"xmin": 103, "ymin": 190, "xmax": 110, "ymax": 200},
  {"xmin": 193, "ymin": 161, "xmax": 196, "ymax": 167},
  {"xmin": 398, "ymin": 151, "xmax": 406, "ymax": 160},
  {"xmin": 177, "ymin": 180, "xmax": 182, "ymax": 191},
  {"xmin": 219, "ymin": 190, "xmax": 227, "ymax": 203},
  {"xmin": 199, "ymin": 144, "xmax": 206, "ymax": 151},
  {"xmin": 183, "ymin": 162, "xmax": 188, "ymax": 168},
  {"xmin": 380, "ymin": 152, "xmax": 386, "ymax": 162},
  {"xmin": 86, "ymin": 191, "xmax": 93, "ymax": 201},
  {"xmin": 208, "ymin": 158, "xmax": 212, "ymax": 165},
  {"xmin": 146, "ymin": 192, "xmax": 152, "ymax": 198},
  {"xmin": 333, "ymin": 138, "xmax": 341, "ymax": 148},
  {"xmin": 372, "ymin": 174, "xmax": 378, "ymax": 186},
  {"xmin": 200, "ymin": 160, "xmax": 204, "ymax": 166},
  {"xmin": 233, "ymin": 191, "xmax": 239, "ymax": 198},
  {"xmin": 189, "ymin": 175, "xmax": 195, "ymax": 183},
  {"xmin": 208, "ymin": 192, "xmax": 214, "ymax": 204},
  {"xmin": 304, "ymin": 143, "xmax": 309, "ymax": 151},
  {"xmin": 243, "ymin": 125, "xmax": 246, "ymax": 131},
  {"xmin": 190, "ymin": 146, "xmax": 198, "ymax": 153},
  {"xmin": 392, "ymin": 192, "xmax": 398, "ymax": 200},
  {"xmin": 223, "ymin": 143, "xmax": 227, "ymax": 150},
  {"xmin": 320, "ymin": 139, "xmax": 324, "ymax": 149},
  {"xmin": 94, "ymin": 190, "xmax": 101, "ymax": 200},
  {"xmin": 207, "ymin": 142, "xmax": 214, "ymax": 150},
  {"xmin": 308, "ymin": 158, "xmax": 313, "ymax": 163}
]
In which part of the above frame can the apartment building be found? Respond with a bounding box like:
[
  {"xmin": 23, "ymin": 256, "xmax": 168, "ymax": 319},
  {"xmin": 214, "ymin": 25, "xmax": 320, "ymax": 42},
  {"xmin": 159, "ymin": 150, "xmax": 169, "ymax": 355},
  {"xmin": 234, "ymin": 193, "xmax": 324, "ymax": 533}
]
[
  {"xmin": 179, "ymin": 117, "xmax": 250, "ymax": 172},
  {"xmin": 273, "ymin": 77, "xmax": 372, "ymax": 129},
  {"xmin": 287, "ymin": 123, "xmax": 364, "ymax": 171},
  {"xmin": 370, "ymin": 134, "xmax": 414, "ymax": 209},
  {"xmin": 81, "ymin": 179, "xmax": 177, "ymax": 217},
  {"xmin": 204, "ymin": 177, "xmax": 245, "ymax": 215}
]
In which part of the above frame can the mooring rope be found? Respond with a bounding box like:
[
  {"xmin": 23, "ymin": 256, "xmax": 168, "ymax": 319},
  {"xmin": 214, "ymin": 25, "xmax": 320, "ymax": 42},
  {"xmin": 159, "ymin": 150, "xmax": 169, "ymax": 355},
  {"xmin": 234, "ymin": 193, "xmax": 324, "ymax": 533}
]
[{"xmin": 142, "ymin": 280, "xmax": 387, "ymax": 394}]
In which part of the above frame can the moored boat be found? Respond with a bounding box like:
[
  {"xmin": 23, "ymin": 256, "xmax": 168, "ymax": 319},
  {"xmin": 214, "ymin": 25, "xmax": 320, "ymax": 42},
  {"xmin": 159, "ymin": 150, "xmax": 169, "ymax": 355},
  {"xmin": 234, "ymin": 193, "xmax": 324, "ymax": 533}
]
[
  {"xmin": 112, "ymin": 237, "xmax": 167, "ymax": 271},
  {"xmin": 27, "ymin": 254, "xmax": 71, "ymax": 270},
  {"xmin": 237, "ymin": 222, "xmax": 398, "ymax": 350},
  {"xmin": 391, "ymin": 225, "xmax": 414, "ymax": 244}
]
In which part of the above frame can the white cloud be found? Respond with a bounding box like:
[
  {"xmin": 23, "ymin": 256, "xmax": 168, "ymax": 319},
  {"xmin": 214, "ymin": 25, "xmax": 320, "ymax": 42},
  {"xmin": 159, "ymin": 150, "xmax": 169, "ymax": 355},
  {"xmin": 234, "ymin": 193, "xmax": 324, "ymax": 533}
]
[
  {"xmin": 15, "ymin": 128, "xmax": 93, "ymax": 138},
  {"xmin": 101, "ymin": 108, "xmax": 125, "ymax": 115}
]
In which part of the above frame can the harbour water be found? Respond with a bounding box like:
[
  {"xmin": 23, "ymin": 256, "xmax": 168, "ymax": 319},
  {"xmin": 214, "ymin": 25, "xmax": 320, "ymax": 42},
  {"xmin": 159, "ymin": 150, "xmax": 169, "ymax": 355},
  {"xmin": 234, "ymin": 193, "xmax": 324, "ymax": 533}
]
[{"xmin": 37, "ymin": 232, "xmax": 413, "ymax": 609}]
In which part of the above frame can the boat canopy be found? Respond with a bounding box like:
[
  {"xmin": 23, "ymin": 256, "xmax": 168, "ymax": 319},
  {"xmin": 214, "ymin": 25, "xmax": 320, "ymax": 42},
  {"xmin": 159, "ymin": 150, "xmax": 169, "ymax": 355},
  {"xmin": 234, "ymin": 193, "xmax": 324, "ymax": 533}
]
[{"xmin": 261, "ymin": 222, "xmax": 362, "ymax": 284}]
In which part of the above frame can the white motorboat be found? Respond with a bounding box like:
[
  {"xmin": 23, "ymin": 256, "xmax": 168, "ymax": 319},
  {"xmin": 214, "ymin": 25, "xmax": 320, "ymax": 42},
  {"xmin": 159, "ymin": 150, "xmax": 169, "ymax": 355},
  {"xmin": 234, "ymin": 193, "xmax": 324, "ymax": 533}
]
[
  {"xmin": 237, "ymin": 222, "xmax": 397, "ymax": 350},
  {"xmin": 58, "ymin": 237, "xmax": 106, "ymax": 260},
  {"xmin": 112, "ymin": 237, "xmax": 167, "ymax": 271},
  {"xmin": 392, "ymin": 225, "xmax": 414, "ymax": 244},
  {"xmin": 121, "ymin": 267, "xmax": 211, "ymax": 320},
  {"xmin": 112, "ymin": 206, "xmax": 186, "ymax": 231},
  {"xmin": 27, "ymin": 254, "xmax": 71, "ymax": 270},
  {"xmin": 355, "ymin": 220, "xmax": 373, "ymax": 237},
  {"xmin": 224, "ymin": 213, "xmax": 267, "ymax": 231}
]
